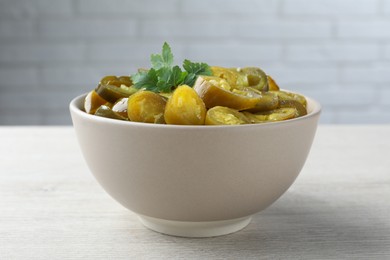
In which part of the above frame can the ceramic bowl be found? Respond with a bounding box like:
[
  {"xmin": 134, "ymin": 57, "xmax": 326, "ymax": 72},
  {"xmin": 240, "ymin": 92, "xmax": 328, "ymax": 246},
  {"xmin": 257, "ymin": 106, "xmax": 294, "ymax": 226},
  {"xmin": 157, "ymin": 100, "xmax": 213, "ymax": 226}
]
[{"xmin": 70, "ymin": 93, "xmax": 321, "ymax": 237}]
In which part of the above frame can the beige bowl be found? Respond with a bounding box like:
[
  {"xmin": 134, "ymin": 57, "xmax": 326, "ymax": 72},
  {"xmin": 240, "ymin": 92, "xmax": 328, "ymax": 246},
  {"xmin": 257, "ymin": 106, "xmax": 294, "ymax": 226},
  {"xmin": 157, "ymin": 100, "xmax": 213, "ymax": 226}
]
[{"xmin": 70, "ymin": 93, "xmax": 321, "ymax": 237}]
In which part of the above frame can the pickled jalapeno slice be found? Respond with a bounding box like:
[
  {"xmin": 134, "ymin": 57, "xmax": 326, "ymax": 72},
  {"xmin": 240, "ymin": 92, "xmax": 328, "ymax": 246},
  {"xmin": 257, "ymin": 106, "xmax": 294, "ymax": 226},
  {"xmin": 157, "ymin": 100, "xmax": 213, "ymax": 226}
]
[
  {"xmin": 271, "ymin": 90, "xmax": 307, "ymax": 108},
  {"xmin": 95, "ymin": 75, "xmax": 137, "ymax": 103},
  {"xmin": 100, "ymin": 75, "xmax": 132, "ymax": 87},
  {"xmin": 112, "ymin": 97, "xmax": 129, "ymax": 119},
  {"xmin": 95, "ymin": 84, "xmax": 138, "ymax": 103},
  {"xmin": 94, "ymin": 104, "xmax": 128, "ymax": 121},
  {"xmin": 193, "ymin": 76, "xmax": 263, "ymax": 110},
  {"xmin": 266, "ymin": 108, "xmax": 298, "ymax": 121},
  {"xmin": 84, "ymin": 43, "xmax": 309, "ymax": 125},
  {"xmin": 238, "ymin": 67, "xmax": 268, "ymax": 91},
  {"xmin": 211, "ymin": 66, "xmax": 241, "ymax": 87},
  {"xmin": 164, "ymin": 85, "xmax": 206, "ymax": 125},
  {"xmin": 267, "ymin": 75, "xmax": 280, "ymax": 91},
  {"xmin": 127, "ymin": 91, "xmax": 166, "ymax": 124},
  {"xmin": 243, "ymin": 108, "xmax": 298, "ymax": 123},
  {"xmin": 244, "ymin": 90, "xmax": 279, "ymax": 113},
  {"xmin": 205, "ymin": 106, "xmax": 249, "ymax": 125},
  {"xmin": 84, "ymin": 90, "xmax": 108, "ymax": 114},
  {"xmin": 278, "ymin": 99, "xmax": 307, "ymax": 117}
]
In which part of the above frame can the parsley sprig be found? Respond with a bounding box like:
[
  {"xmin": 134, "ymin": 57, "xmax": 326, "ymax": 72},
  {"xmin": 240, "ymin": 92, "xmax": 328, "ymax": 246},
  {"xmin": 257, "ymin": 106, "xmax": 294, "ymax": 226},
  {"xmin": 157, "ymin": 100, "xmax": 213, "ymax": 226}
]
[{"xmin": 131, "ymin": 43, "xmax": 212, "ymax": 93}]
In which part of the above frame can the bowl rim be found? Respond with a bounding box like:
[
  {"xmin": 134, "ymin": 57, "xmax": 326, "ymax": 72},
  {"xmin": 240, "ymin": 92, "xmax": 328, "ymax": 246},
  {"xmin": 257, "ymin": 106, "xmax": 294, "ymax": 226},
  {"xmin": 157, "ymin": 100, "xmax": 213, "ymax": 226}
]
[{"xmin": 70, "ymin": 91, "xmax": 321, "ymax": 130}]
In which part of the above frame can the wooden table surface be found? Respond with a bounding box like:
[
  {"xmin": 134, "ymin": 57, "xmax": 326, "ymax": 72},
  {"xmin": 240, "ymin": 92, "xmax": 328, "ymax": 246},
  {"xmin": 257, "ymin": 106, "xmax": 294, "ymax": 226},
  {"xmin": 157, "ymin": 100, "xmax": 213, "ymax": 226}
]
[{"xmin": 1, "ymin": 126, "xmax": 389, "ymax": 259}]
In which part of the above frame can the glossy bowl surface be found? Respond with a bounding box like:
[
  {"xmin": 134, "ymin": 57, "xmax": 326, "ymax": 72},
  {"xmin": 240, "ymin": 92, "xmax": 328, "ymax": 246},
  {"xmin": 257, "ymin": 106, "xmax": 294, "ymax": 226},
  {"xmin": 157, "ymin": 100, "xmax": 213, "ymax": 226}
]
[{"xmin": 70, "ymin": 93, "xmax": 321, "ymax": 237}]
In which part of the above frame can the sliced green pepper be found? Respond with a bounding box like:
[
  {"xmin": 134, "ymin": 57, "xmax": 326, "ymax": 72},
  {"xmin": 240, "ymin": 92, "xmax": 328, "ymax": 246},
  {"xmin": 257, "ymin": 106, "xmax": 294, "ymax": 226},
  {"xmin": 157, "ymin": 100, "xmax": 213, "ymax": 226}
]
[
  {"xmin": 244, "ymin": 107, "xmax": 298, "ymax": 123},
  {"xmin": 278, "ymin": 99, "xmax": 307, "ymax": 117},
  {"xmin": 238, "ymin": 67, "xmax": 268, "ymax": 91},
  {"xmin": 205, "ymin": 106, "xmax": 249, "ymax": 125},
  {"xmin": 193, "ymin": 76, "xmax": 264, "ymax": 110},
  {"xmin": 112, "ymin": 97, "xmax": 129, "ymax": 119},
  {"xmin": 84, "ymin": 90, "xmax": 108, "ymax": 114},
  {"xmin": 94, "ymin": 105, "xmax": 128, "ymax": 120},
  {"xmin": 244, "ymin": 89, "xmax": 279, "ymax": 112},
  {"xmin": 95, "ymin": 84, "xmax": 138, "ymax": 103},
  {"xmin": 271, "ymin": 90, "xmax": 307, "ymax": 108}
]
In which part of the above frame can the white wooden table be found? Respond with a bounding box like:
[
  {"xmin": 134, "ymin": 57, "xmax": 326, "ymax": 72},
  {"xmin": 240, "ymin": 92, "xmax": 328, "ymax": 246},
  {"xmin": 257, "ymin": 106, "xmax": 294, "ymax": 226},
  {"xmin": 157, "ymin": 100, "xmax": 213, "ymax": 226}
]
[{"xmin": 1, "ymin": 126, "xmax": 389, "ymax": 259}]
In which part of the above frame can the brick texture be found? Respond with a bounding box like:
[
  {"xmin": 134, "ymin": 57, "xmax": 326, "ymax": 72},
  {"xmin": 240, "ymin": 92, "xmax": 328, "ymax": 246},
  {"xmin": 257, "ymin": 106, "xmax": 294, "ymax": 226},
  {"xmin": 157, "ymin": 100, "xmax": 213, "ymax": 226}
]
[
  {"xmin": 0, "ymin": 43, "xmax": 85, "ymax": 62},
  {"xmin": 0, "ymin": 0, "xmax": 389, "ymax": 125},
  {"xmin": 341, "ymin": 65, "xmax": 390, "ymax": 83},
  {"xmin": 286, "ymin": 44, "xmax": 379, "ymax": 62},
  {"xmin": 38, "ymin": 19, "xmax": 138, "ymax": 38},
  {"xmin": 76, "ymin": 0, "xmax": 179, "ymax": 14},
  {"xmin": 338, "ymin": 20, "xmax": 390, "ymax": 38},
  {"xmin": 0, "ymin": 0, "xmax": 73, "ymax": 18},
  {"xmin": 282, "ymin": 0, "xmax": 378, "ymax": 15},
  {"xmin": 0, "ymin": 20, "xmax": 35, "ymax": 38}
]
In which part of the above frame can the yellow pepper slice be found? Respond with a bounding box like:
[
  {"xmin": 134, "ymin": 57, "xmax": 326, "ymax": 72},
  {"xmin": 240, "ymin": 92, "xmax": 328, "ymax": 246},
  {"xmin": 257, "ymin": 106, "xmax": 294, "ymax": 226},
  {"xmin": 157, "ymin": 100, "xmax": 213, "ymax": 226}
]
[
  {"xmin": 112, "ymin": 97, "xmax": 129, "ymax": 119},
  {"xmin": 267, "ymin": 75, "xmax": 280, "ymax": 91},
  {"xmin": 271, "ymin": 90, "xmax": 307, "ymax": 108},
  {"xmin": 206, "ymin": 106, "xmax": 250, "ymax": 125},
  {"xmin": 94, "ymin": 104, "xmax": 127, "ymax": 121},
  {"xmin": 127, "ymin": 91, "xmax": 166, "ymax": 124},
  {"xmin": 244, "ymin": 108, "xmax": 298, "ymax": 123},
  {"xmin": 164, "ymin": 85, "xmax": 206, "ymax": 125},
  {"xmin": 84, "ymin": 90, "xmax": 108, "ymax": 114},
  {"xmin": 237, "ymin": 67, "xmax": 268, "ymax": 91},
  {"xmin": 193, "ymin": 76, "xmax": 263, "ymax": 110}
]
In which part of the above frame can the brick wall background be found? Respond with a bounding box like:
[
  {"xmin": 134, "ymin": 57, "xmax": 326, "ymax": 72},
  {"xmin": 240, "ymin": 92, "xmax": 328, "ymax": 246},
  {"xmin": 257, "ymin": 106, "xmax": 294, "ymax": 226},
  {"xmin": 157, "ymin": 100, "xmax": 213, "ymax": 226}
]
[{"xmin": 1, "ymin": 0, "xmax": 390, "ymax": 125}]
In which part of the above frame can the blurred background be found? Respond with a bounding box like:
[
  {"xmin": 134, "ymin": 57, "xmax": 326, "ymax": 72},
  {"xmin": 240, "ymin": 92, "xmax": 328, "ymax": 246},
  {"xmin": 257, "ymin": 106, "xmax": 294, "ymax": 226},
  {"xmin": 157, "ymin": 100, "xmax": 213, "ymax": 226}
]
[{"xmin": 0, "ymin": 0, "xmax": 390, "ymax": 125}]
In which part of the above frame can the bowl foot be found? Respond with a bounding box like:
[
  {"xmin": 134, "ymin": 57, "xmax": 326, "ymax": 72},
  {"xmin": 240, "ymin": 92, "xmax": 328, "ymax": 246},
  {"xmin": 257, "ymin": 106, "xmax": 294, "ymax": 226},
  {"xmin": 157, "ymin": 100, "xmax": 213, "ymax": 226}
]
[{"xmin": 137, "ymin": 215, "xmax": 252, "ymax": 237}]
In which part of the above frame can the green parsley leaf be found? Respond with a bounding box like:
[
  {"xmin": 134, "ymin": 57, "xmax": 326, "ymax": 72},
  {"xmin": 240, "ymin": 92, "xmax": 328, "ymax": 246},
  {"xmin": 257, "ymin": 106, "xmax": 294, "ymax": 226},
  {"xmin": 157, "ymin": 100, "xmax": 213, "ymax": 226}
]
[
  {"xmin": 155, "ymin": 67, "xmax": 171, "ymax": 92},
  {"xmin": 179, "ymin": 71, "xmax": 188, "ymax": 85},
  {"xmin": 150, "ymin": 42, "xmax": 173, "ymax": 69},
  {"xmin": 183, "ymin": 59, "xmax": 212, "ymax": 76},
  {"xmin": 132, "ymin": 68, "xmax": 159, "ymax": 92},
  {"xmin": 155, "ymin": 66, "xmax": 187, "ymax": 92},
  {"xmin": 182, "ymin": 73, "xmax": 197, "ymax": 86},
  {"xmin": 170, "ymin": 66, "xmax": 185, "ymax": 86},
  {"xmin": 182, "ymin": 59, "xmax": 212, "ymax": 86},
  {"xmin": 131, "ymin": 43, "xmax": 212, "ymax": 92}
]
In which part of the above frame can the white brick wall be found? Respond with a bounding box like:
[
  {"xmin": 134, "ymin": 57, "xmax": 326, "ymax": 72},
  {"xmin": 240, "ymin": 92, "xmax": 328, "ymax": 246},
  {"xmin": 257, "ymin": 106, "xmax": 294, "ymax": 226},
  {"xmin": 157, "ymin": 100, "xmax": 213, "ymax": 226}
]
[
  {"xmin": 0, "ymin": 0, "xmax": 389, "ymax": 125},
  {"xmin": 0, "ymin": 43, "xmax": 85, "ymax": 62},
  {"xmin": 338, "ymin": 20, "xmax": 390, "ymax": 38},
  {"xmin": 283, "ymin": 0, "xmax": 378, "ymax": 15},
  {"xmin": 38, "ymin": 19, "xmax": 138, "ymax": 38},
  {"xmin": 285, "ymin": 44, "xmax": 380, "ymax": 62},
  {"xmin": 0, "ymin": 20, "xmax": 34, "ymax": 38},
  {"xmin": 180, "ymin": 0, "xmax": 278, "ymax": 14},
  {"xmin": 0, "ymin": 0, "xmax": 73, "ymax": 17},
  {"xmin": 76, "ymin": 0, "xmax": 179, "ymax": 14}
]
